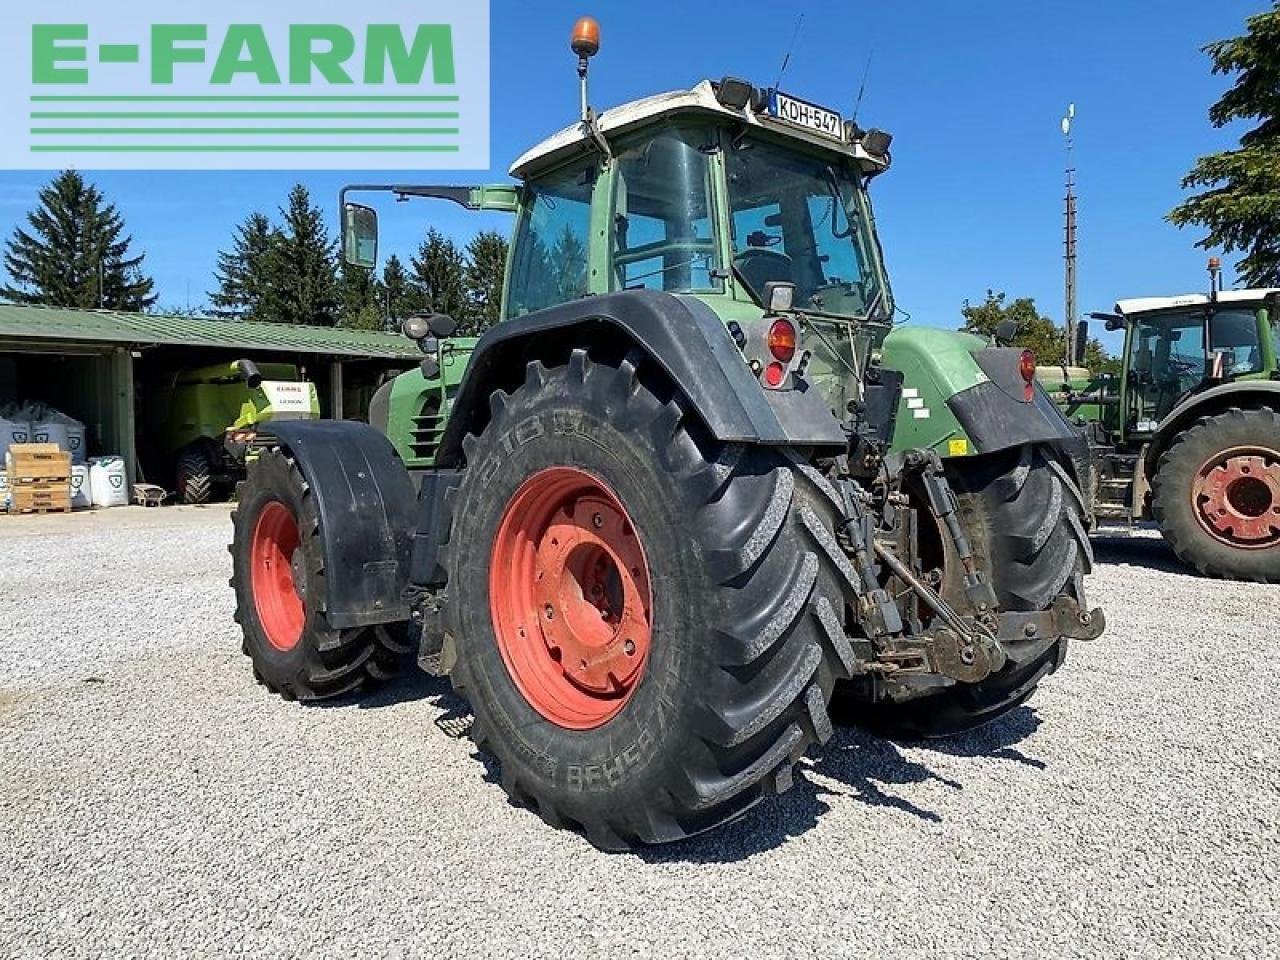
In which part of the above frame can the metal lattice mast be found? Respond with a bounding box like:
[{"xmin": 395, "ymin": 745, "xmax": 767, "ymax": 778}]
[{"xmin": 1062, "ymin": 104, "xmax": 1078, "ymax": 366}]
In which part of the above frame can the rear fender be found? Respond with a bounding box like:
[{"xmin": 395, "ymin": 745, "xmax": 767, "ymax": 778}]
[
  {"xmin": 434, "ymin": 289, "xmax": 846, "ymax": 466},
  {"xmin": 266, "ymin": 420, "xmax": 416, "ymax": 629},
  {"xmin": 882, "ymin": 327, "xmax": 1081, "ymax": 458}
]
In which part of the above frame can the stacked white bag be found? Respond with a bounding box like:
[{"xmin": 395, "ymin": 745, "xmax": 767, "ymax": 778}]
[
  {"xmin": 23, "ymin": 403, "xmax": 87, "ymax": 464},
  {"xmin": 0, "ymin": 406, "xmax": 30, "ymax": 511}
]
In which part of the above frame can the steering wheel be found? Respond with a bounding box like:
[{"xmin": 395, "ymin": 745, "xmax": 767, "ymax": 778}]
[{"xmin": 733, "ymin": 247, "xmax": 794, "ymax": 294}]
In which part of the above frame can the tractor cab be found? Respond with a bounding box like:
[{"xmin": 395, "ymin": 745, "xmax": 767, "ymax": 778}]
[{"xmin": 1113, "ymin": 287, "xmax": 1278, "ymax": 439}]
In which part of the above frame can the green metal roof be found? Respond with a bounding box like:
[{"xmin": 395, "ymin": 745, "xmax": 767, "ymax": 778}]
[{"xmin": 0, "ymin": 304, "xmax": 421, "ymax": 359}]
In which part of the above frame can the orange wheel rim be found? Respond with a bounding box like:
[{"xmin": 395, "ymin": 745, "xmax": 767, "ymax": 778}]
[
  {"xmin": 251, "ymin": 501, "xmax": 305, "ymax": 652},
  {"xmin": 1192, "ymin": 445, "xmax": 1280, "ymax": 550},
  {"xmin": 489, "ymin": 467, "xmax": 653, "ymax": 730}
]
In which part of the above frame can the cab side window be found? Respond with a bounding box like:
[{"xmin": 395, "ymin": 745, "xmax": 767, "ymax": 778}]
[{"xmin": 506, "ymin": 161, "xmax": 596, "ymax": 318}]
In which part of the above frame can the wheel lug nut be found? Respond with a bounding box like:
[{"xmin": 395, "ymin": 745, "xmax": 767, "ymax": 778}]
[
  {"xmin": 592, "ymin": 512, "xmax": 604, "ymax": 528},
  {"xmin": 544, "ymin": 604, "xmax": 554, "ymax": 620},
  {"xmin": 624, "ymin": 639, "xmax": 636, "ymax": 656}
]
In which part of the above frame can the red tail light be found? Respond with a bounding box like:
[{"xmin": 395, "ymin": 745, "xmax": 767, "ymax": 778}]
[
  {"xmin": 767, "ymin": 319, "xmax": 797, "ymax": 363},
  {"xmin": 1020, "ymin": 349, "xmax": 1036, "ymax": 401},
  {"xmin": 763, "ymin": 361, "xmax": 786, "ymax": 388}
]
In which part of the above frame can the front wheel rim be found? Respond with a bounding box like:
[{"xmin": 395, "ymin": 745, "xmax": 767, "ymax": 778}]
[
  {"xmin": 489, "ymin": 467, "xmax": 653, "ymax": 730},
  {"xmin": 250, "ymin": 501, "xmax": 305, "ymax": 651},
  {"xmin": 1191, "ymin": 445, "xmax": 1280, "ymax": 550}
]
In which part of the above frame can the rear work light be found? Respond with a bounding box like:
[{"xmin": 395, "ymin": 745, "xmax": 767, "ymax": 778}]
[
  {"xmin": 1020, "ymin": 349, "xmax": 1036, "ymax": 401},
  {"xmin": 768, "ymin": 319, "xmax": 797, "ymax": 363}
]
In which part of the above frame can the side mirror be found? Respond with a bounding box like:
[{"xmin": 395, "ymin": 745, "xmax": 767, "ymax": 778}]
[
  {"xmin": 994, "ymin": 319, "xmax": 1019, "ymax": 346},
  {"xmin": 1073, "ymin": 319, "xmax": 1090, "ymax": 362},
  {"xmin": 342, "ymin": 202, "xmax": 379, "ymax": 269}
]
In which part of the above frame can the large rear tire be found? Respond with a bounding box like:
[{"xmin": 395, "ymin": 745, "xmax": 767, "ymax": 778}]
[
  {"xmin": 446, "ymin": 350, "xmax": 858, "ymax": 849},
  {"xmin": 231, "ymin": 447, "xmax": 414, "ymax": 700},
  {"xmin": 1151, "ymin": 407, "xmax": 1280, "ymax": 583},
  {"xmin": 847, "ymin": 444, "xmax": 1091, "ymax": 739}
]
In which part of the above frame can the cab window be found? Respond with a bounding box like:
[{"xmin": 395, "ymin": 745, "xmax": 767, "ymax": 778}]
[
  {"xmin": 506, "ymin": 160, "xmax": 596, "ymax": 317},
  {"xmin": 1208, "ymin": 307, "xmax": 1263, "ymax": 376},
  {"xmin": 610, "ymin": 128, "xmax": 722, "ymax": 294}
]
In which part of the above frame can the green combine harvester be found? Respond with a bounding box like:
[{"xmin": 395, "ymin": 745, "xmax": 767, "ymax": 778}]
[
  {"xmin": 147, "ymin": 359, "xmax": 319, "ymax": 504},
  {"xmin": 230, "ymin": 19, "xmax": 1103, "ymax": 849},
  {"xmin": 1045, "ymin": 260, "xmax": 1279, "ymax": 582}
]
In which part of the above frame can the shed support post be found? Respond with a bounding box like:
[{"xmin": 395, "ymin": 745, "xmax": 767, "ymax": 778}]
[
  {"xmin": 112, "ymin": 348, "xmax": 137, "ymax": 485},
  {"xmin": 330, "ymin": 360, "xmax": 344, "ymax": 420}
]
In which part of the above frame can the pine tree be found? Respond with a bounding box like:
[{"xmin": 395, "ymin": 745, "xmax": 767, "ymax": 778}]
[
  {"xmin": 549, "ymin": 225, "xmax": 588, "ymax": 306},
  {"xmin": 1169, "ymin": 4, "xmax": 1280, "ymax": 285},
  {"xmin": 463, "ymin": 230, "xmax": 509, "ymax": 334},
  {"xmin": 268, "ymin": 184, "xmax": 338, "ymax": 326},
  {"xmin": 208, "ymin": 212, "xmax": 279, "ymax": 321},
  {"xmin": 410, "ymin": 228, "xmax": 467, "ymax": 321},
  {"xmin": 2, "ymin": 170, "xmax": 156, "ymax": 310},
  {"xmin": 381, "ymin": 253, "xmax": 424, "ymax": 330},
  {"xmin": 337, "ymin": 261, "xmax": 383, "ymax": 330}
]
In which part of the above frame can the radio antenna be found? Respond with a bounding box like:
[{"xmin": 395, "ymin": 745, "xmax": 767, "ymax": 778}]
[
  {"xmin": 774, "ymin": 13, "xmax": 805, "ymax": 89},
  {"xmin": 852, "ymin": 48, "xmax": 874, "ymax": 123}
]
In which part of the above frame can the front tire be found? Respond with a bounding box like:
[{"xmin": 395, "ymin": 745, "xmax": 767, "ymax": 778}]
[
  {"xmin": 1151, "ymin": 407, "xmax": 1280, "ymax": 583},
  {"xmin": 231, "ymin": 447, "xmax": 414, "ymax": 700},
  {"xmin": 447, "ymin": 350, "xmax": 856, "ymax": 849}
]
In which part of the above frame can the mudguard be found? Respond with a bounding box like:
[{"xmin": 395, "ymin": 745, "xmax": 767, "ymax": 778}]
[
  {"xmin": 266, "ymin": 420, "xmax": 416, "ymax": 629},
  {"xmin": 1144, "ymin": 380, "xmax": 1280, "ymax": 477},
  {"xmin": 434, "ymin": 289, "xmax": 845, "ymax": 466}
]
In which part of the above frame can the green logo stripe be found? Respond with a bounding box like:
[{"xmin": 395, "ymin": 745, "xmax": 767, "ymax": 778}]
[
  {"xmin": 30, "ymin": 94, "xmax": 460, "ymax": 102},
  {"xmin": 29, "ymin": 144, "xmax": 462, "ymax": 152},
  {"xmin": 31, "ymin": 110, "xmax": 459, "ymax": 119},
  {"xmin": 31, "ymin": 126, "xmax": 460, "ymax": 135}
]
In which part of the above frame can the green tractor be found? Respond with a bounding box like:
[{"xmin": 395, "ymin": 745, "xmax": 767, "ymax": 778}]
[
  {"xmin": 230, "ymin": 21, "xmax": 1102, "ymax": 849},
  {"xmin": 148, "ymin": 359, "xmax": 319, "ymax": 504},
  {"xmin": 1048, "ymin": 261, "xmax": 1280, "ymax": 581}
]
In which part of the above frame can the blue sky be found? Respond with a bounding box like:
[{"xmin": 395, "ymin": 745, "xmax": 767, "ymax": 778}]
[{"xmin": 0, "ymin": 0, "xmax": 1265, "ymax": 353}]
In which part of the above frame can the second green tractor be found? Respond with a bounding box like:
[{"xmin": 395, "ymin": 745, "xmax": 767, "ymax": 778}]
[{"xmin": 230, "ymin": 23, "xmax": 1104, "ymax": 849}]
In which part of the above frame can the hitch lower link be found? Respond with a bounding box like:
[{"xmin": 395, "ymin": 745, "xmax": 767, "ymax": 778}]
[{"xmin": 836, "ymin": 449, "xmax": 1104, "ymax": 686}]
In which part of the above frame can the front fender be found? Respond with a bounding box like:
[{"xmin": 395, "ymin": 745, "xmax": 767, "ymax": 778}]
[
  {"xmin": 1144, "ymin": 380, "xmax": 1280, "ymax": 477},
  {"xmin": 265, "ymin": 420, "xmax": 417, "ymax": 629}
]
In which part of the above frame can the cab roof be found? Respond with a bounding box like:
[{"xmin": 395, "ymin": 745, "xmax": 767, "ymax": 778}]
[
  {"xmin": 1116, "ymin": 288, "xmax": 1279, "ymax": 316},
  {"xmin": 509, "ymin": 80, "xmax": 891, "ymax": 180}
]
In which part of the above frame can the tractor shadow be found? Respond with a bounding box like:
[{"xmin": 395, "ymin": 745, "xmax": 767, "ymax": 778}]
[
  {"xmin": 637, "ymin": 705, "xmax": 1044, "ymax": 865},
  {"xmin": 1090, "ymin": 528, "xmax": 1189, "ymax": 575}
]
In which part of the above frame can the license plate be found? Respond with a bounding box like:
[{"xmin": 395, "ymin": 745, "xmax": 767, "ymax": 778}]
[{"xmin": 768, "ymin": 91, "xmax": 845, "ymax": 141}]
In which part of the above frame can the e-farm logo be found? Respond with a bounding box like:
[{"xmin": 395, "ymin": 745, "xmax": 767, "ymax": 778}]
[{"xmin": 0, "ymin": 0, "xmax": 489, "ymax": 169}]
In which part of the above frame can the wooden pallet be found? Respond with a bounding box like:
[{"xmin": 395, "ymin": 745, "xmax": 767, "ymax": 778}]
[
  {"xmin": 7, "ymin": 443, "xmax": 72, "ymax": 483},
  {"xmin": 9, "ymin": 484, "xmax": 71, "ymax": 514}
]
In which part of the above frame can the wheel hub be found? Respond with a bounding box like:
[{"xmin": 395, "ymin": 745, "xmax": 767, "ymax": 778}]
[
  {"xmin": 489, "ymin": 468, "xmax": 652, "ymax": 730},
  {"xmin": 250, "ymin": 501, "xmax": 305, "ymax": 652},
  {"xmin": 1192, "ymin": 446, "xmax": 1280, "ymax": 549}
]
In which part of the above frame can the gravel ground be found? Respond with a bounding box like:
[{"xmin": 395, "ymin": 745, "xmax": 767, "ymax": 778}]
[{"xmin": 0, "ymin": 506, "xmax": 1276, "ymax": 959}]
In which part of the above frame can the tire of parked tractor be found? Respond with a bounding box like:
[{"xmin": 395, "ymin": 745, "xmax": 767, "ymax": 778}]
[
  {"xmin": 446, "ymin": 349, "xmax": 859, "ymax": 850},
  {"xmin": 230, "ymin": 447, "xmax": 415, "ymax": 700},
  {"xmin": 844, "ymin": 443, "xmax": 1092, "ymax": 740},
  {"xmin": 176, "ymin": 444, "xmax": 214, "ymax": 505},
  {"xmin": 1151, "ymin": 406, "xmax": 1280, "ymax": 583}
]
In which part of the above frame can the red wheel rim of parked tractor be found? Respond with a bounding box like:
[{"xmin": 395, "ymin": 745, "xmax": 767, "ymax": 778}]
[
  {"xmin": 1191, "ymin": 445, "xmax": 1280, "ymax": 550},
  {"xmin": 489, "ymin": 467, "xmax": 653, "ymax": 730},
  {"xmin": 251, "ymin": 501, "xmax": 305, "ymax": 652}
]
